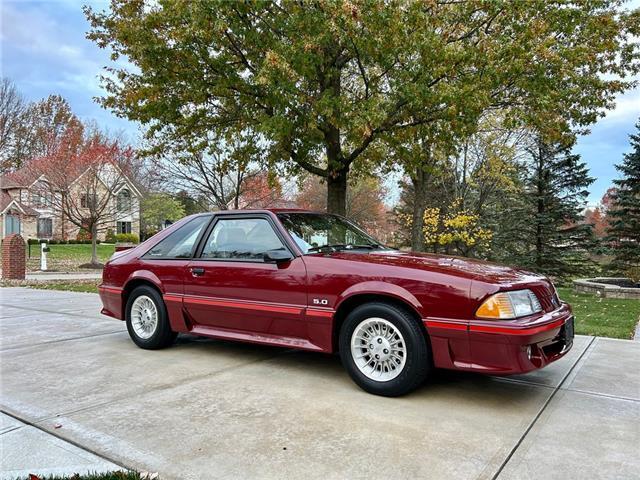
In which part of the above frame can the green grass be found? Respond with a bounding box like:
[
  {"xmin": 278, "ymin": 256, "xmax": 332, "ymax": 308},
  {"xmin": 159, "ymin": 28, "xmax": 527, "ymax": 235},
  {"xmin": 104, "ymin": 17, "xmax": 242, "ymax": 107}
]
[
  {"xmin": 0, "ymin": 279, "xmax": 100, "ymax": 293},
  {"xmin": 27, "ymin": 280, "xmax": 100, "ymax": 293},
  {"xmin": 16, "ymin": 472, "xmax": 148, "ymax": 480},
  {"xmin": 24, "ymin": 244, "xmax": 115, "ymax": 271},
  {"xmin": 557, "ymin": 287, "xmax": 640, "ymax": 339}
]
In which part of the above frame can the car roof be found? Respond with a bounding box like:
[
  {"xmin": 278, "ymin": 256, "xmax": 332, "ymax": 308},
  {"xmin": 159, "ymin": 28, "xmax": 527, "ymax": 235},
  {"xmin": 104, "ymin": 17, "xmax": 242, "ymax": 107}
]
[{"xmin": 207, "ymin": 208, "xmax": 322, "ymax": 215}]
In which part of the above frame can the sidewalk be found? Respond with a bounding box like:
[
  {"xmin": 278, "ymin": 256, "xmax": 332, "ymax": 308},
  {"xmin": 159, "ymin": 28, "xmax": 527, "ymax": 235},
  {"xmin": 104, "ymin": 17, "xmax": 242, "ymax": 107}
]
[
  {"xmin": 1, "ymin": 413, "xmax": 123, "ymax": 480},
  {"xmin": 25, "ymin": 271, "xmax": 102, "ymax": 281}
]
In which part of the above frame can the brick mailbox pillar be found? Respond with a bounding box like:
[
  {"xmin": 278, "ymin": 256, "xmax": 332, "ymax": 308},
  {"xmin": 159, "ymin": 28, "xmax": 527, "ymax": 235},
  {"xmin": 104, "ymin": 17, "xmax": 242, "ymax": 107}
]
[{"xmin": 2, "ymin": 234, "xmax": 26, "ymax": 280}]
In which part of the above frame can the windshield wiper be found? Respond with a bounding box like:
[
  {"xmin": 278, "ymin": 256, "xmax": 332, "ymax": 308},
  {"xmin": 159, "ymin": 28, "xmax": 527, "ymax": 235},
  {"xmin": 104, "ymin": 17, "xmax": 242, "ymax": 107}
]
[
  {"xmin": 307, "ymin": 243, "xmax": 347, "ymax": 253},
  {"xmin": 307, "ymin": 243, "xmax": 382, "ymax": 253}
]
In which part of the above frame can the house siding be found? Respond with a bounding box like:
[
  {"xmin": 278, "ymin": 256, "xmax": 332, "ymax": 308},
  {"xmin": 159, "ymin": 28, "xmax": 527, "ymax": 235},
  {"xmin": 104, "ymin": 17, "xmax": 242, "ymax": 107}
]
[{"xmin": 1, "ymin": 170, "xmax": 142, "ymax": 241}]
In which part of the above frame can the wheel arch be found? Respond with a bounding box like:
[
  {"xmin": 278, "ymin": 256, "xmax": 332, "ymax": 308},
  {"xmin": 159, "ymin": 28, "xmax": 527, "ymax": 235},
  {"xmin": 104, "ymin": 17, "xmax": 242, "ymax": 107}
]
[
  {"xmin": 122, "ymin": 271, "xmax": 164, "ymax": 312},
  {"xmin": 331, "ymin": 290, "xmax": 428, "ymax": 353}
]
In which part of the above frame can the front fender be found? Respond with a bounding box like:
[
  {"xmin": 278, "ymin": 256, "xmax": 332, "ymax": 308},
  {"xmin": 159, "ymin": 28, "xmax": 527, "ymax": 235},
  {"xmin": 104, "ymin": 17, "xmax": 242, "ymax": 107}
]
[{"xmin": 335, "ymin": 281, "xmax": 424, "ymax": 316}]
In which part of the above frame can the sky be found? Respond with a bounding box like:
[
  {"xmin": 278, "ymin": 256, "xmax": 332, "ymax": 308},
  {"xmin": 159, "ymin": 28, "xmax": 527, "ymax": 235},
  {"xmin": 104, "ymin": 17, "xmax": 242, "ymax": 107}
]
[{"xmin": 1, "ymin": 0, "xmax": 639, "ymax": 206}]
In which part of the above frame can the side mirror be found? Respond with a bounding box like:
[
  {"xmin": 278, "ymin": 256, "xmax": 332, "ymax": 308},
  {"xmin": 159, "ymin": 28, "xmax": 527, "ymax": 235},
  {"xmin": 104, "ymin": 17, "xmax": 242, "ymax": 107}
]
[{"xmin": 263, "ymin": 249, "xmax": 293, "ymax": 264}]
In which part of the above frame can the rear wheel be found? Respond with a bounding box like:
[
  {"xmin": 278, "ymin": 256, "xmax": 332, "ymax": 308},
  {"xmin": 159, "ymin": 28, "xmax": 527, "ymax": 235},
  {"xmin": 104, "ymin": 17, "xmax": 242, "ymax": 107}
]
[
  {"xmin": 339, "ymin": 302, "xmax": 431, "ymax": 396},
  {"xmin": 125, "ymin": 285, "xmax": 176, "ymax": 349}
]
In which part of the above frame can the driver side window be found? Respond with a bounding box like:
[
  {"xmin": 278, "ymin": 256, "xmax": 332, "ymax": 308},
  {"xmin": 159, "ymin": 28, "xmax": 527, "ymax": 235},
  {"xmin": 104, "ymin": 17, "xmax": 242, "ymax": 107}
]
[{"xmin": 201, "ymin": 218, "xmax": 285, "ymax": 261}]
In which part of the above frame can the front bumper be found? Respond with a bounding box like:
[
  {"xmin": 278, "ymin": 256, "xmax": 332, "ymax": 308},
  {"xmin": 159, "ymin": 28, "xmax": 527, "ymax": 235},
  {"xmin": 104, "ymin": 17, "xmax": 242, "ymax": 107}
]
[{"xmin": 425, "ymin": 303, "xmax": 574, "ymax": 375}]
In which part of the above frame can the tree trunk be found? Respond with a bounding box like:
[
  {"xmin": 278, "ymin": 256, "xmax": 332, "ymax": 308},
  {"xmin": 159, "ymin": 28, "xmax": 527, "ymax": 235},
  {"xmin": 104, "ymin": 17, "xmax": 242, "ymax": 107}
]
[
  {"xmin": 327, "ymin": 169, "xmax": 348, "ymax": 216},
  {"xmin": 535, "ymin": 141, "xmax": 544, "ymax": 269},
  {"xmin": 410, "ymin": 167, "xmax": 429, "ymax": 252},
  {"xmin": 91, "ymin": 224, "xmax": 98, "ymax": 265}
]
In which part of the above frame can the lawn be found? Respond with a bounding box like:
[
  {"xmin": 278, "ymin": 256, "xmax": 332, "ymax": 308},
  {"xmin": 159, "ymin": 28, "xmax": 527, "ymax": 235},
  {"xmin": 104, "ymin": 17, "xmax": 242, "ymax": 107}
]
[
  {"xmin": 24, "ymin": 243, "xmax": 115, "ymax": 272},
  {"xmin": 18, "ymin": 472, "xmax": 149, "ymax": 480},
  {"xmin": 0, "ymin": 279, "xmax": 100, "ymax": 293},
  {"xmin": 557, "ymin": 287, "xmax": 640, "ymax": 340},
  {"xmin": 28, "ymin": 279, "xmax": 100, "ymax": 293}
]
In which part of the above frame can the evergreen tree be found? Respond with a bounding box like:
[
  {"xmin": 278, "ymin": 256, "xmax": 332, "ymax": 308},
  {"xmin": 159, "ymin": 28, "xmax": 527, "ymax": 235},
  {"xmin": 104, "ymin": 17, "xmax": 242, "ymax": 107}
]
[
  {"xmin": 607, "ymin": 121, "xmax": 640, "ymax": 278},
  {"xmin": 497, "ymin": 137, "xmax": 596, "ymax": 280}
]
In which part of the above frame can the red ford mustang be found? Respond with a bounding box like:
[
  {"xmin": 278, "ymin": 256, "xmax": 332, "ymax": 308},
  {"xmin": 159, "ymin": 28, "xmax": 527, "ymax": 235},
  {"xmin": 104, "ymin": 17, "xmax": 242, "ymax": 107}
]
[{"xmin": 99, "ymin": 209, "xmax": 574, "ymax": 396}]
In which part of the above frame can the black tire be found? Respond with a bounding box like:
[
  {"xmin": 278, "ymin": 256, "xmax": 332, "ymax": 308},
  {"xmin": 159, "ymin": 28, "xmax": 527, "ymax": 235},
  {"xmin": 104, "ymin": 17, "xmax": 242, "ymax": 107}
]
[
  {"xmin": 339, "ymin": 302, "xmax": 431, "ymax": 397},
  {"xmin": 125, "ymin": 285, "xmax": 176, "ymax": 349}
]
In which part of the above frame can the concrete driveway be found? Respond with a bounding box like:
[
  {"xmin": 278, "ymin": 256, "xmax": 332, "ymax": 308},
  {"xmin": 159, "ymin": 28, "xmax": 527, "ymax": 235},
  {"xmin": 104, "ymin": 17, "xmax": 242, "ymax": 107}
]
[{"xmin": 1, "ymin": 287, "xmax": 638, "ymax": 480}]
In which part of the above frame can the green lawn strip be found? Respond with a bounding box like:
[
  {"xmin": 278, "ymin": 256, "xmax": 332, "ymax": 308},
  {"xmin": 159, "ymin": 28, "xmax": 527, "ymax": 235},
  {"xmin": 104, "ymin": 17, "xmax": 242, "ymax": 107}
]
[
  {"xmin": 0, "ymin": 279, "xmax": 100, "ymax": 294},
  {"xmin": 557, "ymin": 287, "xmax": 640, "ymax": 340},
  {"xmin": 21, "ymin": 244, "xmax": 115, "ymax": 272},
  {"xmin": 16, "ymin": 472, "xmax": 148, "ymax": 480}
]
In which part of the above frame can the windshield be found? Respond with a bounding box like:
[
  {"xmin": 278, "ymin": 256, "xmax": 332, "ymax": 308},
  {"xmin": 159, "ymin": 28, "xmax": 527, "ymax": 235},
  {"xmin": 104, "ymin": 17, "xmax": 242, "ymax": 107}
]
[{"xmin": 277, "ymin": 212, "xmax": 385, "ymax": 254}]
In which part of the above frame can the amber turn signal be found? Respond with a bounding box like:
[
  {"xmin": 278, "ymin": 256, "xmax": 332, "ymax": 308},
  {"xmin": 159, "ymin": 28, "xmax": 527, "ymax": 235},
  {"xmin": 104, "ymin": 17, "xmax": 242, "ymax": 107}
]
[{"xmin": 476, "ymin": 289, "xmax": 542, "ymax": 319}]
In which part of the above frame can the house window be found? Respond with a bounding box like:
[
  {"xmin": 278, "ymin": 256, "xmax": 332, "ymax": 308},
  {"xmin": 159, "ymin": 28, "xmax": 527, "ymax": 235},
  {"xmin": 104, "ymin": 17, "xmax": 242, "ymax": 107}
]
[
  {"xmin": 37, "ymin": 218, "xmax": 53, "ymax": 238},
  {"xmin": 5, "ymin": 214, "xmax": 20, "ymax": 235},
  {"xmin": 30, "ymin": 191, "xmax": 50, "ymax": 207},
  {"xmin": 80, "ymin": 194, "xmax": 97, "ymax": 209},
  {"xmin": 117, "ymin": 189, "xmax": 131, "ymax": 211},
  {"xmin": 117, "ymin": 221, "xmax": 132, "ymax": 234}
]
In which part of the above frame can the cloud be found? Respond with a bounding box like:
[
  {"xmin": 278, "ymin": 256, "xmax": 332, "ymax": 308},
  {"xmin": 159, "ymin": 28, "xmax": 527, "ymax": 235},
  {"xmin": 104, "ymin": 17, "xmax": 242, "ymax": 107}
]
[
  {"xmin": 1, "ymin": 2, "xmax": 103, "ymax": 75},
  {"xmin": 0, "ymin": 0, "xmax": 138, "ymax": 136}
]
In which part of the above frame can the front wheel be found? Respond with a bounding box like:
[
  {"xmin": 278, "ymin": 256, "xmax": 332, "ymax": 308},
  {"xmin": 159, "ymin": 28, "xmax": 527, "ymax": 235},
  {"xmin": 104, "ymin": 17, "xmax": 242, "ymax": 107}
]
[
  {"xmin": 339, "ymin": 302, "xmax": 431, "ymax": 396},
  {"xmin": 125, "ymin": 285, "xmax": 176, "ymax": 349}
]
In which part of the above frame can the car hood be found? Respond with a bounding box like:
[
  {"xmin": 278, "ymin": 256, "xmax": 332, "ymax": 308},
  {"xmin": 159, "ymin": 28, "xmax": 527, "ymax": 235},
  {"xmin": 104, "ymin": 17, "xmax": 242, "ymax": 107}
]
[{"xmin": 328, "ymin": 250, "xmax": 545, "ymax": 285}]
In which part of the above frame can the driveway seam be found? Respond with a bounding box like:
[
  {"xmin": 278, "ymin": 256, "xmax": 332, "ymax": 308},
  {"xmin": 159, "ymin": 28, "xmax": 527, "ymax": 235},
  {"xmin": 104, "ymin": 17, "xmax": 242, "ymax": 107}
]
[
  {"xmin": 0, "ymin": 302, "xmax": 105, "ymax": 319},
  {"xmin": 559, "ymin": 387, "xmax": 639, "ymax": 403},
  {"xmin": 0, "ymin": 408, "xmax": 133, "ymax": 473},
  {"xmin": 0, "ymin": 425, "xmax": 23, "ymax": 435},
  {"xmin": 490, "ymin": 335, "xmax": 597, "ymax": 480},
  {"xmin": 0, "ymin": 330, "xmax": 125, "ymax": 352}
]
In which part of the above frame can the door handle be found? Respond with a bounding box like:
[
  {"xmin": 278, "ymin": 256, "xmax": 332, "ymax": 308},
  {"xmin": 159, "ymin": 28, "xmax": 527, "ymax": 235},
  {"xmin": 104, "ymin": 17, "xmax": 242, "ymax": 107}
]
[{"xmin": 191, "ymin": 267, "xmax": 205, "ymax": 276}]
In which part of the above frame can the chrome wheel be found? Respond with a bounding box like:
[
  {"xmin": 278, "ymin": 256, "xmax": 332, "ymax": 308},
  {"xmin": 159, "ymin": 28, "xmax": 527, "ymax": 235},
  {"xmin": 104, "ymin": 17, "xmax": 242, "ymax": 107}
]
[
  {"xmin": 350, "ymin": 317, "xmax": 406, "ymax": 382},
  {"xmin": 130, "ymin": 295, "xmax": 158, "ymax": 340}
]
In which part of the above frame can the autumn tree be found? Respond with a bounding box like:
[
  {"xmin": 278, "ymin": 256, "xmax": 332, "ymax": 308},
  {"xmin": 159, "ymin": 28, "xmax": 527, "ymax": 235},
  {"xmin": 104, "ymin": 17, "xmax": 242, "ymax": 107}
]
[
  {"xmin": 0, "ymin": 85, "xmax": 81, "ymax": 172},
  {"xmin": 295, "ymin": 174, "xmax": 389, "ymax": 237},
  {"xmin": 32, "ymin": 128, "xmax": 136, "ymax": 266},
  {"xmin": 86, "ymin": 2, "xmax": 638, "ymax": 218},
  {"xmin": 237, "ymin": 171, "xmax": 289, "ymax": 209},
  {"xmin": 607, "ymin": 120, "xmax": 640, "ymax": 278},
  {"xmin": 584, "ymin": 206, "xmax": 609, "ymax": 240},
  {"xmin": 393, "ymin": 119, "xmax": 523, "ymax": 255}
]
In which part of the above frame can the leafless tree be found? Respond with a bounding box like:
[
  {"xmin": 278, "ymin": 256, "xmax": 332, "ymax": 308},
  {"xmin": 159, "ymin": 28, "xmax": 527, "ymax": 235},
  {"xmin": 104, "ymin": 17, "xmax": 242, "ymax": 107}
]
[
  {"xmin": 152, "ymin": 132, "xmax": 269, "ymax": 210},
  {"xmin": 31, "ymin": 128, "xmax": 136, "ymax": 266}
]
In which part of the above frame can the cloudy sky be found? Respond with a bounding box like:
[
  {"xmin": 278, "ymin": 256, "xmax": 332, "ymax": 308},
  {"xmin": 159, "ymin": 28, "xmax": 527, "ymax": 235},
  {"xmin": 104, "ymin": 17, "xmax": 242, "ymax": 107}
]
[{"xmin": 1, "ymin": 0, "xmax": 639, "ymax": 205}]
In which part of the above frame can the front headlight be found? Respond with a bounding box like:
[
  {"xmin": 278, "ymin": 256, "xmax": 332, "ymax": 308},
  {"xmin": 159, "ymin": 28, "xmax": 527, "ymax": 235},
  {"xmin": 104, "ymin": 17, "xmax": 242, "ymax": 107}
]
[{"xmin": 476, "ymin": 289, "xmax": 542, "ymax": 319}]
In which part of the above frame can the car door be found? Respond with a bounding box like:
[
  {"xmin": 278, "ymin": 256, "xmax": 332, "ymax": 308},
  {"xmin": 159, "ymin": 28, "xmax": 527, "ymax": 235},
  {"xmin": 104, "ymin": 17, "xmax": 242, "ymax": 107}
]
[{"xmin": 183, "ymin": 214, "xmax": 308, "ymax": 337}]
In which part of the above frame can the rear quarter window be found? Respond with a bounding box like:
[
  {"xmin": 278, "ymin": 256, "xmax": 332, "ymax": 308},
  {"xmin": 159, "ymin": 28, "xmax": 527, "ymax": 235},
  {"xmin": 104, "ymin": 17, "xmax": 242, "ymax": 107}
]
[{"xmin": 143, "ymin": 216, "xmax": 210, "ymax": 259}]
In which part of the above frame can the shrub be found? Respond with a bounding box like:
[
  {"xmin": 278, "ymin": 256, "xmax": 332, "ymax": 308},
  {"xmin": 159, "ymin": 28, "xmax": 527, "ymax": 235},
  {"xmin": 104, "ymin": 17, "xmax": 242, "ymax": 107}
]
[
  {"xmin": 77, "ymin": 228, "xmax": 92, "ymax": 241},
  {"xmin": 115, "ymin": 233, "xmax": 139, "ymax": 244},
  {"xmin": 105, "ymin": 228, "xmax": 116, "ymax": 243}
]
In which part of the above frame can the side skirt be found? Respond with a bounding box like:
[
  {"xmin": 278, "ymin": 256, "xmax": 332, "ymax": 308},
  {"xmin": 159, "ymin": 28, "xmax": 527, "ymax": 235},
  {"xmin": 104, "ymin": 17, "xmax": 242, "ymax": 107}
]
[{"xmin": 189, "ymin": 324, "xmax": 326, "ymax": 352}]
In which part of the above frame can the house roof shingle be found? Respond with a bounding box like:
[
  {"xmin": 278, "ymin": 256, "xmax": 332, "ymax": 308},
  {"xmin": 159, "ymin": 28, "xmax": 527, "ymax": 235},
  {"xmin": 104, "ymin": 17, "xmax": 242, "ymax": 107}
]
[
  {"xmin": 0, "ymin": 167, "xmax": 43, "ymax": 189},
  {"xmin": 0, "ymin": 191, "xmax": 39, "ymax": 216}
]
